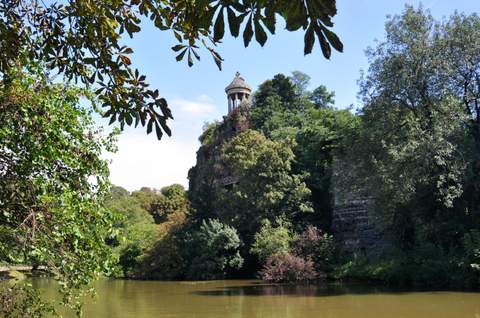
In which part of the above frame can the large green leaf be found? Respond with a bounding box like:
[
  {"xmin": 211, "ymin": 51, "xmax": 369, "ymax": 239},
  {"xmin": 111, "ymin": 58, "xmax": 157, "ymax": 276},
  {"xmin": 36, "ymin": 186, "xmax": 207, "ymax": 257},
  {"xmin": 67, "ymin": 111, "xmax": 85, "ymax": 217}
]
[{"xmin": 213, "ymin": 8, "xmax": 225, "ymax": 42}]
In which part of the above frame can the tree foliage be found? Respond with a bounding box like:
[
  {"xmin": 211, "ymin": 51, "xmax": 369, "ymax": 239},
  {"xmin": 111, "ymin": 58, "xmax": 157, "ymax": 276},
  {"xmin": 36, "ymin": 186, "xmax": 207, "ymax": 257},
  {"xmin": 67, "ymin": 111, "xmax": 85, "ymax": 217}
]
[
  {"xmin": 0, "ymin": 0, "xmax": 342, "ymax": 139},
  {"xmin": 0, "ymin": 65, "xmax": 117, "ymax": 314},
  {"xmin": 249, "ymin": 72, "xmax": 357, "ymax": 229},
  {"xmin": 310, "ymin": 85, "xmax": 335, "ymax": 108},
  {"xmin": 136, "ymin": 210, "xmax": 187, "ymax": 280},
  {"xmin": 251, "ymin": 218, "xmax": 294, "ymax": 262},
  {"xmin": 345, "ymin": 7, "xmax": 480, "ymax": 251},
  {"xmin": 131, "ymin": 187, "xmax": 161, "ymax": 212},
  {"xmin": 184, "ymin": 219, "xmax": 243, "ymax": 280},
  {"xmin": 0, "ymin": 285, "xmax": 55, "ymax": 318},
  {"xmin": 104, "ymin": 187, "xmax": 158, "ymax": 277},
  {"xmin": 151, "ymin": 184, "xmax": 189, "ymax": 223},
  {"xmin": 216, "ymin": 130, "xmax": 312, "ymax": 240}
]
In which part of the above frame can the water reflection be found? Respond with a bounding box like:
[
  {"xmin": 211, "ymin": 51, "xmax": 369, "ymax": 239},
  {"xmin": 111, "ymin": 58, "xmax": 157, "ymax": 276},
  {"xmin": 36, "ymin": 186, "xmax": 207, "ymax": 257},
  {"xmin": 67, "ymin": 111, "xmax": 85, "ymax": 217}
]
[
  {"xmin": 31, "ymin": 278, "xmax": 480, "ymax": 318},
  {"xmin": 190, "ymin": 281, "xmax": 413, "ymax": 297}
]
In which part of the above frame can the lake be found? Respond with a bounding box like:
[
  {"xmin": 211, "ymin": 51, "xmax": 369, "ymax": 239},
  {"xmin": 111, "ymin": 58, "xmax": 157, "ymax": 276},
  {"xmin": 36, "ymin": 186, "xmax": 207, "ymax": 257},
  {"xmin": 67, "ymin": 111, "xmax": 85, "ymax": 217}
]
[{"xmin": 32, "ymin": 278, "xmax": 480, "ymax": 318}]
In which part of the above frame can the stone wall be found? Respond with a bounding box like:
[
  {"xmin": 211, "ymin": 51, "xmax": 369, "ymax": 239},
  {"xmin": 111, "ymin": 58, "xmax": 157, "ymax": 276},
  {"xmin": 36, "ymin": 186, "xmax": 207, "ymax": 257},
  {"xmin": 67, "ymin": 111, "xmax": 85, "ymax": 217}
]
[
  {"xmin": 331, "ymin": 159, "xmax": 387, "ymax": 256},
  {"xmin": 331, "ymin": 199, "xmax": 383, "ymax": 255}
]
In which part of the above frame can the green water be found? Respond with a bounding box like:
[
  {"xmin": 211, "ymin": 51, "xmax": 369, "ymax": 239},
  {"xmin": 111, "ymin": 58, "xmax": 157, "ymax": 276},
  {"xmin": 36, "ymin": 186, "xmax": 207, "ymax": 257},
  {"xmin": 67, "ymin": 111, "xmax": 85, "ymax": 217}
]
[{"xmin": 32, "ymin": 278, "xmax": 480, "ymax": 318}]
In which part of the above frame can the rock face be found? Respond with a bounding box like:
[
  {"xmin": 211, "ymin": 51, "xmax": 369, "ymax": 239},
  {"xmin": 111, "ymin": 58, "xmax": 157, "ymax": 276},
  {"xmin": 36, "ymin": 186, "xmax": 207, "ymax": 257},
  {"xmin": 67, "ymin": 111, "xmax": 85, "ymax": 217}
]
[
  {"xmin": 188, "ymin": 106, "xmax": 251, "ymax": 214},
  {"xmin": 330, "ymin": 160, "xmax": 387, "ymax": 256},
  {"xmin": 331, "ymin": 198, "xmax": 382, "ymax": 255}
]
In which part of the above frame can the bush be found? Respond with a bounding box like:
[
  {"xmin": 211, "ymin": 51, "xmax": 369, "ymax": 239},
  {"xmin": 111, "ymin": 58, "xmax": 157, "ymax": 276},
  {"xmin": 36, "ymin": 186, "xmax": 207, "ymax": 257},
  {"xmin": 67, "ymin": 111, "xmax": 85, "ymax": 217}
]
[
  {"xmin": 464, "ymin": 230, "xmax": 480, "ymax": 270},
  {"xmin": 184, "ymin": 219, "xmax": 243, "ymax": 280},
  {"xmin": 136, "ymin": 211, "xmax": 187, "ymax": 280},
  {"xmin": 118, "ymin": 243, "xmax": 143, "ymax": 277},
  {"xmin": 463, "ymin": 230, "xmax": 480, "ymax": 285},
  {"xmin": 334, "ymin": 243, "xmax": 477, "ymax": 288},
  {"xmin": 260, "ymin": 253, "xmax": 318, "ymax": 283},
  {"xmin": 293, "ymin": 226, "xmax": 335, "ymax": 272},
  {"xmin": 251, "ymin": 219, "xmax": 293, "ymax": 262},
  {"xmin": 150, "ymin": 184, "xmax": 189, "ymax": 223},
  {"xmin": 0, "ymin": 285, "xmax": 55, "ymax": 318}
]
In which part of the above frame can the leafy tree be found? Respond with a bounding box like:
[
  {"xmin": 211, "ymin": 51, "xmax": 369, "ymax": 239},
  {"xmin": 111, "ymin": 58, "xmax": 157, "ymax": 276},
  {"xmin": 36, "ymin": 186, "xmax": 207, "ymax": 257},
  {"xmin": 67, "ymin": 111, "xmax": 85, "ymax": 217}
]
[
  {"xmin": 440, "ymin": 13, "xmax": 480, "ymax": 152},
  {"xmin": 151, "ymin": 184, "xmax": 189, "ymax": 223},
  {"xmin": 131, "ymin": 187, "xmax": 161, "ymax": 212},
  {"xmin": 251, "ymin": 219, "xmax": 294, "ymax": 262},
  {"xmin": 184, "ymin": 219, "xmax": 243, "ymax": 280},
  {"xmin": 0, "ymin": 0, "xmax": 343, "ymax": 139},
  {"xmin": 104, "ymin": 188, "xmax": 158, "ymax": 277},
  {"xmin": 251, "ymin": 73, "xmax": 356, "ymax": 229},
  {"xmin": 348, "ymin": 6, "xmax": 480, "ymax": 251},
  {"xmin": 109, "ymin": 186, "xmax": 130, "ymax": 200},
  {"xmin": 251, "ymin": 74, "xmax": 300, "ymax": 132},
  {"xmin": 310, "ymin": 85, "xmax": 335, "ymax": 108},
  {"xmin": 293, "ymin": 225, "xmax": 335, "ymax": 273},
  {"xmin": 137, "ymin": 210, "xmax": 188, "ymax": 280},
  {"xmin": 0, "ymin": 285, "xmax": 55, "ymax": 318},
  {"xmin": 0, "ymin": 65, "xmax": 116, "ymax": 315},
  {"xmin": 290, "ymin": 70, "xmax": 311, "ymax": 95},
  {"xmin": 295, "ymin": 107, "xmax": 359, "ymax": 228},
  {"xmin": 215, "ymin": 130, "xmax": 313, "ymax": 241}
]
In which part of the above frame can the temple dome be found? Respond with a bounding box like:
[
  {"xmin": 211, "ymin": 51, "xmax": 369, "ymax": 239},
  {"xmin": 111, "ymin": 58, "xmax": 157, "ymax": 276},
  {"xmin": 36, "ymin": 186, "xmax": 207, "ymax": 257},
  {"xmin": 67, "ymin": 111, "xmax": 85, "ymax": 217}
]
[
  {"xmin": 225, "ymin": 72, "xmax": 251, "ymax": 114},
  {"xmin": 225, "ymin": 72, "xmax": 252, "ymax": 93}
]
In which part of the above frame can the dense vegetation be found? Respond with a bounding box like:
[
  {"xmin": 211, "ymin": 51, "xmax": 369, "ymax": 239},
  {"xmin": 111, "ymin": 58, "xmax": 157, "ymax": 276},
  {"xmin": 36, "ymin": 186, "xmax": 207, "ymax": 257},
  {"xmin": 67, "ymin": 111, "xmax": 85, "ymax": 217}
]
[
  {"xmin": 1, "ymin": 3, "xmax": 480, "ymax": 317},
  {"xmin": 0, "ymin": 1, "xmax": 343, "ymax": 316},
  {"xmin": 335, "ymin": 7, "xmax": 480, "ymax": 288},
  {"xmin": 103, "ymin": 7, "xmax": 480, "ymax": 288},
  {"xmin": 0, "ymin": 65, "xmax": 118, "ymax": 316},
  {"xmin": 107, "ymin": 71, "xmax": 353, "ymax": 282}
]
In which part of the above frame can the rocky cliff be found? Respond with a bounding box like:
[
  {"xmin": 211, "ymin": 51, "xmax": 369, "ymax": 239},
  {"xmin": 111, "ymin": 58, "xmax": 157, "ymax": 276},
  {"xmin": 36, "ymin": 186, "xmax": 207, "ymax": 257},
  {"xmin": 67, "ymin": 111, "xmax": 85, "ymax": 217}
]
[{"xmin": 187, "ymin": 105, "xmax": 251, "ymax": 215}]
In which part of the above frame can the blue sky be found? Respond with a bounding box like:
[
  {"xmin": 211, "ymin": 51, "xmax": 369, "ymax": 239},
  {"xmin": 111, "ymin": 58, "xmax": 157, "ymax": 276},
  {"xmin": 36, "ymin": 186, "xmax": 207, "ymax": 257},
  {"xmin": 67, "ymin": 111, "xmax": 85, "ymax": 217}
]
[{"xmin": 105, "ymin": 0, "xmax": 480, "ymax": 191}]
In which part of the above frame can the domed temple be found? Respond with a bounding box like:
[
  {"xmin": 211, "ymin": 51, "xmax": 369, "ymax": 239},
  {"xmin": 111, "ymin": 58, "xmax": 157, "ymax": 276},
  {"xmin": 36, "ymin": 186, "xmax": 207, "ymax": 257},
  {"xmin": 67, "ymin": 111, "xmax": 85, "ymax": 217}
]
[{"xmin": 225, "ymin": 72, "xmax": 252, "ymax": 114}]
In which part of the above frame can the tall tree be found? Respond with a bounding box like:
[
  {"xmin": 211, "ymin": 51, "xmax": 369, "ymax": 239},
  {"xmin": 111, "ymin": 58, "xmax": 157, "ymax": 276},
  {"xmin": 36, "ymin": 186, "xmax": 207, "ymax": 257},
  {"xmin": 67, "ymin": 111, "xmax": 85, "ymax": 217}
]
[
  {"xmin": 215, "ymin": 130, "xmax": 313, "ymax": 241},
  {"xmin": 150, "ymin": 184, "xmax": 189, "ymax": 223},
  {"xmin": 0, "ymin": 65, "xmax": 117, "ymax": 315},
  {"xmin": 310, "ymin": 85, "xmax": 335, "ymax": 108},
  {"xmin": 290, "ymin": 70, "xmax": 311, "ymax": 95},
  {"xmin": 350, "ymin": 6, "xmax": 480, "ymax": 250},
  {"xmin": 251, "ymin": 73, "xmax": 353, "ymax": 230},
  {"xmin": 251, "ymin": 73, "xmax": 304, "ymax": 137}
]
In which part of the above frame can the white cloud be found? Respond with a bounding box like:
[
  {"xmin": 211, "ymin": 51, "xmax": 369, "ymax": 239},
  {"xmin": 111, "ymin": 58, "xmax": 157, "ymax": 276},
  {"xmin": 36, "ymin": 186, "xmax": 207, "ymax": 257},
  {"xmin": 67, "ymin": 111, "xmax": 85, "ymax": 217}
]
[
  {"xmin": 107, "ymin": 133, "xmax": 198, "ymax": 191},
  {"xmin": 197, "ymin": 94, "xmax": 214, "ymax": 103},
  {"xmin": 171, "ymin": 95, "xmax": 217, "ymax": 115}
]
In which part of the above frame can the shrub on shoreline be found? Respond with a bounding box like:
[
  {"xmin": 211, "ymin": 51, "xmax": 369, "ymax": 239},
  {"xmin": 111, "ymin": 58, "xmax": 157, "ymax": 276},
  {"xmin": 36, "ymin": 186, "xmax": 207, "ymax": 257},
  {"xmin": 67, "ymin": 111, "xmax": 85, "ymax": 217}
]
[{"xmin": 260, "ymin": 253, "xmax": 318, "ymax": 283}]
